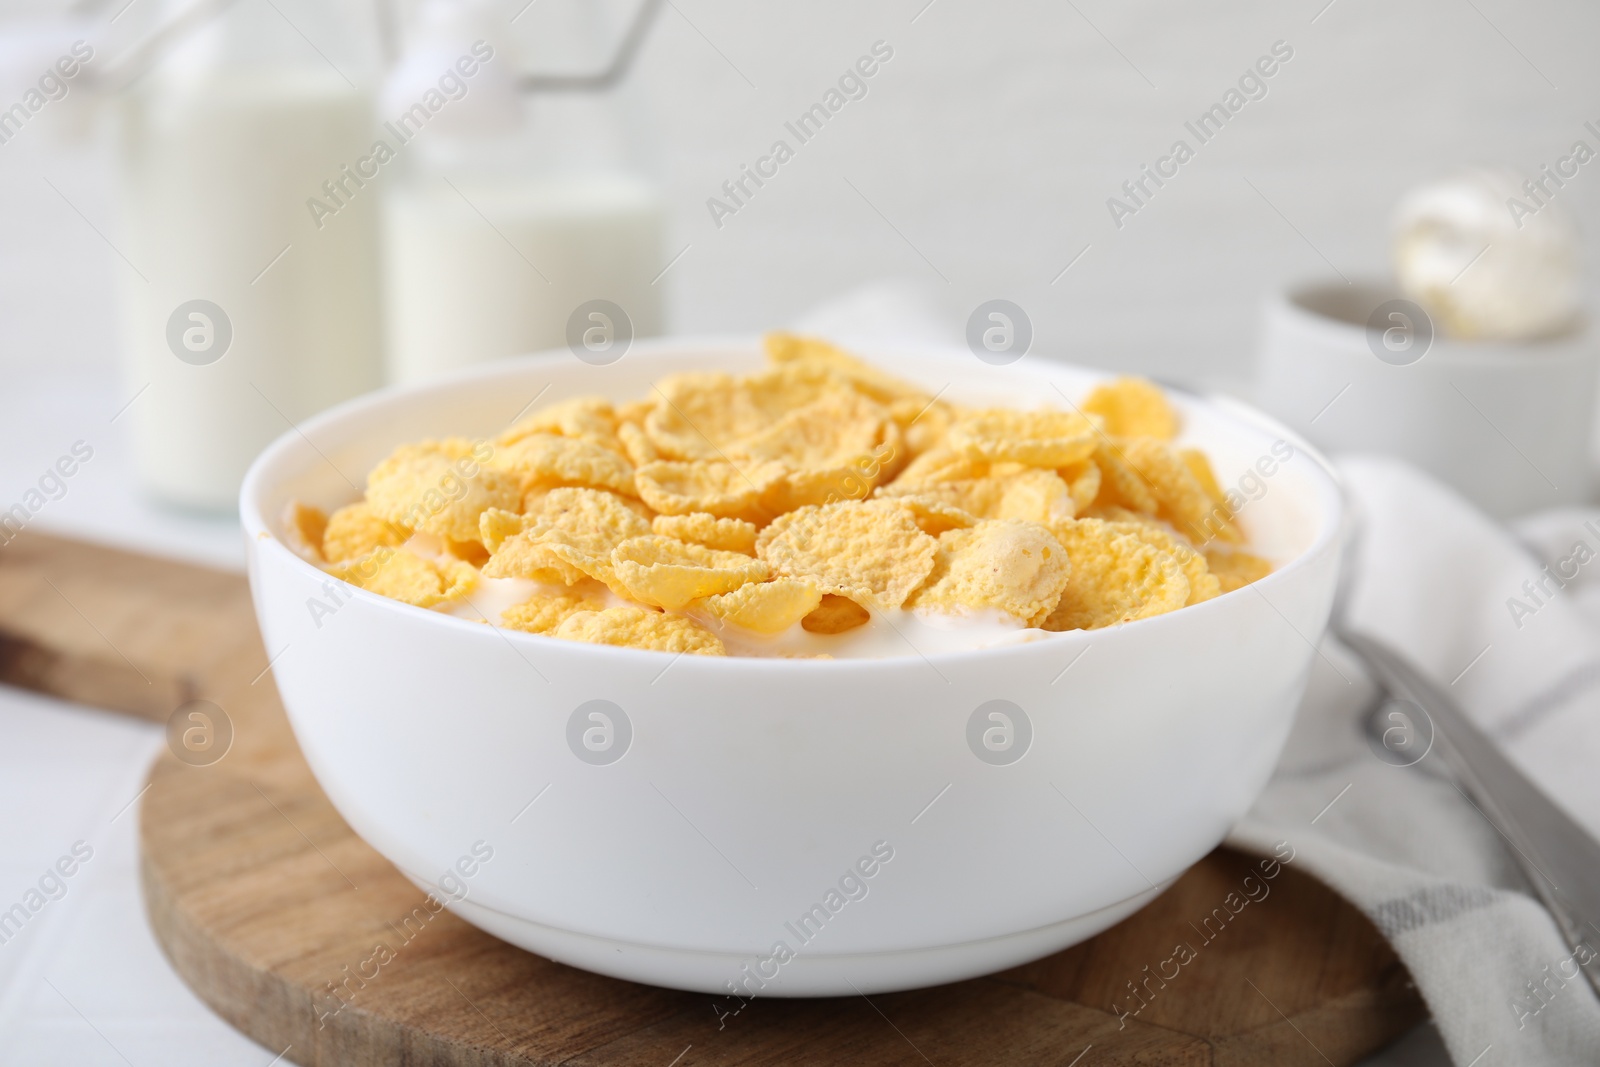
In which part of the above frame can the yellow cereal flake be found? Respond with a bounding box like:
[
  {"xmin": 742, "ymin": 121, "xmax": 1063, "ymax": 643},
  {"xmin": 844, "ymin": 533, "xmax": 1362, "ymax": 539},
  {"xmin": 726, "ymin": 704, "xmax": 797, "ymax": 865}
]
[
  {"xmin": 728, "ymin": 389, "xmax": 890, "ymax": 472},
  {"xmin": 282, "ymin": 501, "xmax": 328, "ymax": 563},
  {"xmin": 728, "ymin": 391, "xmax": 901, "ymax": 512},
  {"xmin": 332, "ymin": 548, "xmax": 477, "ymax": 608},
  {"xmin": 500, "ymin": 395, "xmax": 617, "ymax": 448},
  {"xmin": 365, "ymin": 439, "xmax": 522, "ymax": 545},
  {"xmin": 479, "ymin": 538, "xmax": 585, "ymax": 586},
  {"xmin": 1180, "ymin": 447, "xmax": 1228, "ymax": 511},
  {"xmin": 1081, "ymin": 377, "xmax": 1179, "ymax": 440},
  {"xmin": 634, "ymin": 460, "xmax": 779, "ymax": 521},
  {"xmin": 1060, "ymin": 460, "xmax": 1101, "ymax": 515},
  {"xmin": 555, "ymin": 607, "xmax": 726, "ymax": 655},
  {"xmin": 611, "ymin": 535, "xmax": 770, "ymax": 611},
  {"xmin": 993, "ymin": 469, "xmax": 1078, "ymax": 523},
  {"xmin": 950, "ymin": 409, "xmax": 1098, "ymax": 469},
  {"xmin": 1091, "ymin": 440, "xmax": 1159, "ymax": 514},
  {"xmin": 490, "ymin": 433, "xmax": 637, "ymax": 498},
  {"xmin": 616, "ymin": 398, "xmax": 654, "ymax": 424},
  {"xmin": 1118, "ymin": 437, "xmax": 1241, "ymax": 545},
  {"xmin": 532, "ymin": 486, "xmax": 651, "ymax": 528},
  {"xmin": 478, "ymin": 507, "xmax": 526, "ymax": 553},
  {"xmin": 886, "ymin": 446, "xmax": 987, "ymax": 488},
  {"xmin": 757, "ymin": 500, "xmax": 937, "ymax": 611},
  {"xmin": 500, "ymin": 590, "xmax": 606, "ymax": 634},
  {"xmin": 763, "ymin": 332, "xmax": 927, "ymax": 404},
  {"xmin": 879, "ymin": 468, "xmax": 1073, "ymax": 525},
  {"xmin": 694, "ymin": 577, "xmax": 823, "ymax": 634},
  {"xmin": 482, "ymin": 488, "xmax": 651, "ymax": 587},
  {"xmin": 321, "ymin": 501, "xmax": 410, "ymax": 564},
  {"xmin": 889, "ymin": 396, "xmax": 959, "ymax": 457},
  {"xmin": 643, "ymin": 366, "xmax": 837, "ymax": 461},
  {"xmin": 909, "ymin": 520, "xmax": 1071, "ymax": 626},
  {"xmin": 1204, "ymin": 546, "xmax": 1274, "ymax": 593},
  {"xmin": 653, "ymin": 513, "xmax": 759, "ymax": 555},
  {"xmin": 1043, "ymin": 518, "xmax": 1190, "ymax": 631},
  {"xmin": 878, "ymin": 476, "xmax": 1002, "ymax": 517},
  {"xmin": 639, "ymin": 374, "xmax": 736, "ymax": 460},
  {"xmin": 801, "ymin": 594, "xmax": 872, "ymax": 634},
  {"xmin": 617, "ymin": 421, "xmax": 659, "ymax": 467},
  {"xmin": 1100, "ymin": 519, "xmax": 1221, "ymax": 606},
  {"xmin": 886, "ymin": 494, "xmax": 979, "ymax": 537},
  {"xmin": 446, "ymin": 538, "xmax": 490, "ymax": 566}
]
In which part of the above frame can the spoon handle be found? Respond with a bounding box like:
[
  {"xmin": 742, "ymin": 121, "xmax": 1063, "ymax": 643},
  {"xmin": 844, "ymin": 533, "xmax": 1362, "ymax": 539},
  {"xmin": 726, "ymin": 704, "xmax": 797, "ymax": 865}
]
[{"xmin": 1340, "ymin": 630, "xmax": 1600, "ymax": 997}]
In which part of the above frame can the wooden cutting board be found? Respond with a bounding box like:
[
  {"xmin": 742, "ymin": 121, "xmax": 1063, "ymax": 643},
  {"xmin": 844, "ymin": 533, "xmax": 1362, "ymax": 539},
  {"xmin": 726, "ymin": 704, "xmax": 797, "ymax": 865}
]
[{"xmin": 0, "ymin": 530, "xmax": 1426, "ymax": 1066}]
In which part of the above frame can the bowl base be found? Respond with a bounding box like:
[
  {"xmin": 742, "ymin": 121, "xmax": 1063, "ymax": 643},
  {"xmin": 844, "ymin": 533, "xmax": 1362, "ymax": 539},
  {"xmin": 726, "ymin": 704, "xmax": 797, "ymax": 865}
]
[{"xmin": 412, "ymin": 877, "xmax": 1170, "ymax": 997}]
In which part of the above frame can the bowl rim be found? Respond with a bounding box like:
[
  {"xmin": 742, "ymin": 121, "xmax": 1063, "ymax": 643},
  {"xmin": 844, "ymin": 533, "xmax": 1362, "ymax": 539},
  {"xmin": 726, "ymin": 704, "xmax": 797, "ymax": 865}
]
[{"xmin": 240, "ymin": 336, "xmax": 1346, "ymax": 671}]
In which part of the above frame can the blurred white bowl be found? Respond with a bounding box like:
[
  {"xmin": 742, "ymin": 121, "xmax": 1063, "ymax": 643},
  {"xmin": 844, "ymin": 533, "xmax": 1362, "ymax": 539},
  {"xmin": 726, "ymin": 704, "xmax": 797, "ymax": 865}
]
[
  {"xmin": 240, "ymin": 338, "xmax": 1343, "ymax": 996},
  {"xmin": 1257, "ymin": 281, "xmax": 1598, "ymax": 518}
]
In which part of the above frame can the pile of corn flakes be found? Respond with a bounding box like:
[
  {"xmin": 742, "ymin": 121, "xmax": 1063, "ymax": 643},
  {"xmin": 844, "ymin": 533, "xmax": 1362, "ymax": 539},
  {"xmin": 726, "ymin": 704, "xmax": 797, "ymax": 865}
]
[{"xmin": 283, "ymin": 335, "xmax": 1273, "ymax": 657}]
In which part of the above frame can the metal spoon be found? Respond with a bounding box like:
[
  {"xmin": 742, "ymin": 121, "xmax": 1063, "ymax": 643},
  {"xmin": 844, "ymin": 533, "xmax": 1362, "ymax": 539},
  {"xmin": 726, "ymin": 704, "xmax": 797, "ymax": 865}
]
[{"xmin": 1333, "ymin": 520, "xmax": 1600, "ymax": 997}]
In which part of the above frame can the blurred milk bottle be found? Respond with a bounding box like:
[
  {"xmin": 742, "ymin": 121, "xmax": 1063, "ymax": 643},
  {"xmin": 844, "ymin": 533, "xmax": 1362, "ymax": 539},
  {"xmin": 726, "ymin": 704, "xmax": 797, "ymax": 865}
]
[
  {"xmin": 117, "ymin": 0, "xmax": 383, "ymax": 510},
  {"xmin": 382, "ymin": 0, "xmax": 664, "ymax": 385}
]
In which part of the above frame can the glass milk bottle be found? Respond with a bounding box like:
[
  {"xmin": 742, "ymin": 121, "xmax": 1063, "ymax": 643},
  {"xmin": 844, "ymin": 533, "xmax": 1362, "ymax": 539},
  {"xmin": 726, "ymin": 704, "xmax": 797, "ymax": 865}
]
[
  {"xmin": 117, "ymin": 0, "xmax": 384, "ymax": 511},
  {"xmin": 381, "ymin": 0, "xmax": 665, "ymax": 384}
]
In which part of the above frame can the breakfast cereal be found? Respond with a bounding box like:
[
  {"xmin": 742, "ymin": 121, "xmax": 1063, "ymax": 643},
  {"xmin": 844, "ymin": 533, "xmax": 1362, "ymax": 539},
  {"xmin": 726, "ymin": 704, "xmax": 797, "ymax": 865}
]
[{"xmin": 281, "ymin": 334, "xmax": 1275, "ymax": 657}]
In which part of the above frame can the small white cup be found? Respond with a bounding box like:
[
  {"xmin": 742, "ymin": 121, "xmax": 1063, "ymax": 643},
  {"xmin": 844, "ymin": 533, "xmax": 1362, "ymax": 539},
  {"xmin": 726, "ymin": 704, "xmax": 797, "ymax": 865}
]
[{"xmin": 1256, "ymin": 280, "xmax": 1598, "ymax": 517}]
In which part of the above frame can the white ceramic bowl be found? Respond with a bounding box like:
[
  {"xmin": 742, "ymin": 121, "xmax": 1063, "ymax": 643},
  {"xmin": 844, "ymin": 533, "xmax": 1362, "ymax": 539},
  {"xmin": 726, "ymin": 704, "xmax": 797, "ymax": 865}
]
[{"xmin": 241, "ymin": 338, "xmax": 1343, "ymax": 996}]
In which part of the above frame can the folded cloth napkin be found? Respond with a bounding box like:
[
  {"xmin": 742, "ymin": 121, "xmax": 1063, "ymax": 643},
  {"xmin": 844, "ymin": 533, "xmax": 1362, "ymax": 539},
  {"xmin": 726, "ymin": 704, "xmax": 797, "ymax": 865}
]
[{"xmin": 1229, "ymin": 455, "xmax": 1600, "ymax": 1066}]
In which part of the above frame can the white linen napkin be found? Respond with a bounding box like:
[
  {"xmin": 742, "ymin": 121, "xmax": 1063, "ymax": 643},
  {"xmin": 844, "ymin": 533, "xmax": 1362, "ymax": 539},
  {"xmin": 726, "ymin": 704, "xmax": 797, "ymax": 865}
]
[{"xmin": 1230, "ymin": 455, "xmax": 1600, "ymax": 1067}]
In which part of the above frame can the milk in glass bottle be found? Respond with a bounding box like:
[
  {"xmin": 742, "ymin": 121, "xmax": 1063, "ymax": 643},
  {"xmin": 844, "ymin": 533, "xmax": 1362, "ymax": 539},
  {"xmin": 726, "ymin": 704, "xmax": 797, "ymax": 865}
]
[
  {"xmin": 117, "ymin": 0, "xmax": 384, "ymax": 510},
  {"xmin": 381, "ymin": 0, "xmax": 664, "ymax": 384}
]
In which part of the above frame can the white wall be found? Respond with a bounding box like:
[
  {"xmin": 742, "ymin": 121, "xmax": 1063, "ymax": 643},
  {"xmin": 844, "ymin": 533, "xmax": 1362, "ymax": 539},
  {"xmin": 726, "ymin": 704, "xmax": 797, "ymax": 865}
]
[{"xmin": 4, "ymin": 0, "xmax": 1598, "ymax": 385}]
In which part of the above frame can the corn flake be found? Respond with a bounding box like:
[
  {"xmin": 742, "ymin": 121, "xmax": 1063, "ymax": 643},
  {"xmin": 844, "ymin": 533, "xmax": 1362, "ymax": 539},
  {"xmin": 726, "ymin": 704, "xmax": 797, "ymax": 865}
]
[
  {"xmin": 501, "ymin": 590, "xmax": 607, "ymax": 634},
  {"xmin": 482, "ymin": 488, "xmax": 650, "ymax": 587},
  {"xmin": 951, "ymin": 409, "xmax": 1097, "ymax": 468},
  {"xmin": 1204, "ymin": 546, "xmax": 1274, "ymax": 593},
  {"xmin": 1100, "ymin": 519, "xmax": 1221, "ymax": 606},
  {"xmin": 763, "ymin": 332, "xmax": 927, "ymax": 404},
  {"xmin": 653, "ymin": 513, "xmax": 759, "ymax": 555},
  {"xmin": 909, "ymin": 520, "xmax": 1071, "ymax": 626},
  {"xmin": 757, "ymin": 500, "xmax": 937, "ymax": 611},
  {"xmin": 1090, "ymin": 440, "xmax": 1159, "ymax": 515},
  {"xmin": 555, "ymin": 606, "xmax": 726, "ymax": 655},
  {"xmin": 500, "ymin": 395, "xmax": 617, "ymax": 448},
  {"xmin": 694, "ymin": 577, "xmax": 823, "ymax": 634},
  {"xmin": 282, "ymin": 502, "xmax": 328, "ymax": 563},
  {"xmin": 634, "ymin": 460, "xmax": 778, "ymax": 521},
  {"xmin": 1043, "ymin": 518, "xmax": 1190, "ymax": 630},
  {"xmin": 612, "ymin": 535, "xmax": 770, "ymax": 611},
  {"xmin": 887, "ymin": 494, "xmax": 980, "ymax": 537},
  {"xmin": 322, "ymin": 502, "xmax": 410, "ymax": 564},
  {"xmin": 887, "ymin": 446, "xmax": 988, "ymax": 488},
  {"xmin": 617, "ymin": 421, "xmax": 660, "ymax": 467},
  {"xmin": 490, "ymin": 433, "xmax": 637, "ymax": 498},
  {"xmin": 643, "ymin": 365, "xmax": 838, "ymax": 461},
  {"xmin": 333, "ymin": 548, "xmax": 477, "ymax": 608},
  {"xmin": 802, "ymin": 594, "xmax": 872, "ymax": 634},
  {"xmin": 365, "ymin": 439, "xmax": 522, "ymax": 545},
  {"xmin": 1118, "ymin": 437, "xmax": 1241, "ymax": 545},
  {"xmin": 1060, "ymin": 460, "xmax": 1102, "ymax": 515},
  {"xmin": 1082, "ymin": 377, "xmax": 1179, "ymax": 440}
]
